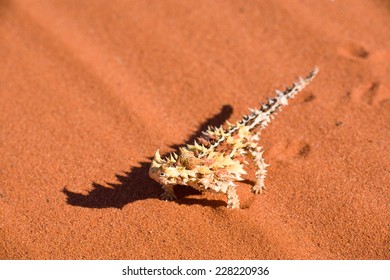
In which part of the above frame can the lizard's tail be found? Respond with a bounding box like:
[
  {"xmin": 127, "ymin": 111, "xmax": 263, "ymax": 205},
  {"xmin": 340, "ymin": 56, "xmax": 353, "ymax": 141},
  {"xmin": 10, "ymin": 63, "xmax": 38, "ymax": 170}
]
[
  {"xmin": 247, "ymin": 67, "xmax": 319, "ymax": 131},
  {"xmin": 197, "ymin": 67, "xmax": 319, "ymax": 157}
]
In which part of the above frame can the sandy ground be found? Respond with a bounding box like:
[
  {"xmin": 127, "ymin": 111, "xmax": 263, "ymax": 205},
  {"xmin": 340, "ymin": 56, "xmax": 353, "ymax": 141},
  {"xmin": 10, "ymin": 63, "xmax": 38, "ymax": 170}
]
[{"xmin": 0, "ymin": 0, "xmax": 389, "ymax": 259}]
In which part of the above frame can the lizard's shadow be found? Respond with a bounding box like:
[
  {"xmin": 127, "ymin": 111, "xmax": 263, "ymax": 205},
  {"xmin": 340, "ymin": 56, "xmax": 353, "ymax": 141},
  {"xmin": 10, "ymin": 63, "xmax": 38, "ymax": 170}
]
[{"xmin": 62, "ymin": 105, "xmax": 233, "ymax": 209}]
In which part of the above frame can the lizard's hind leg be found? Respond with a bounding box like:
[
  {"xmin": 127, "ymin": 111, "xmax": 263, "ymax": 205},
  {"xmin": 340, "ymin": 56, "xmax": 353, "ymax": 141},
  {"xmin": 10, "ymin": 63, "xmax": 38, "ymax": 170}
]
[{"xmin": 248, "ymin": 145, "xmax": 269, "ymax": 194}]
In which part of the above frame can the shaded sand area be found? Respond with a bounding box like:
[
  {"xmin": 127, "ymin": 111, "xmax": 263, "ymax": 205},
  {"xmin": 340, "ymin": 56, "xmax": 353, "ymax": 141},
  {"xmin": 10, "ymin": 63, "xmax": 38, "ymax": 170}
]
[{"xmin": 0, "ymin": 0, "xmax": 389, "ymax": 259}]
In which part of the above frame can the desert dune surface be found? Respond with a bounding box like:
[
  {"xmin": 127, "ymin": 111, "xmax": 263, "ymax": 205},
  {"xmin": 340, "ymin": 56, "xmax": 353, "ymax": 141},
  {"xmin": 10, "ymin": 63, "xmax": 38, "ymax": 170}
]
[{"xmin": 0, "ymin": 0, "xmax": 389, "ymax": 259}]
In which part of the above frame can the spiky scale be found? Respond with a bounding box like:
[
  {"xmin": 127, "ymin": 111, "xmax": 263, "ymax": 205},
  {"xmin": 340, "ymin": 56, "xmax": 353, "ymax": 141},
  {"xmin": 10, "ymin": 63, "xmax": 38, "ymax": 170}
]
[{"xmin": 149, "ymin": 67, "xmax": 319, "ymax": 209}]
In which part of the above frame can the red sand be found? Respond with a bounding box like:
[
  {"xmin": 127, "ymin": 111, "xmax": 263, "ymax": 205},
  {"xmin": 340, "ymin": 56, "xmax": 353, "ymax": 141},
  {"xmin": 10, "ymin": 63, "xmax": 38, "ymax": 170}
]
[{"xmin": 0, "ymin": 0, "xmax": 389, "ymax": 259}]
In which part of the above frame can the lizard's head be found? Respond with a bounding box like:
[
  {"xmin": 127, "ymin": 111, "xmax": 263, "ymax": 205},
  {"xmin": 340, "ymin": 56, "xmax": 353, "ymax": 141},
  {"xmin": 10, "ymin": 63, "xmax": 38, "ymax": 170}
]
[{"xmin": 149, "ymin": 149, "xmax": 181, "ymax": 185}]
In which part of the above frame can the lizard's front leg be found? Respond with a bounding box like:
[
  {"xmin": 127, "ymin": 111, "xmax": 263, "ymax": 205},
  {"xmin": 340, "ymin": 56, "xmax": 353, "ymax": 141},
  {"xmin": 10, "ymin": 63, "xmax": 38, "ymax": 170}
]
[
  {"xmin": 160, "ymin": 184, "xmax": 177, "ymax": 201},
  {"xmin": 226, "ymin": 183, "xmax": 240, "ymax": 209},
  {"xmin": 201, "ymin": 179, "xmax": 240, "ymax": 209}
]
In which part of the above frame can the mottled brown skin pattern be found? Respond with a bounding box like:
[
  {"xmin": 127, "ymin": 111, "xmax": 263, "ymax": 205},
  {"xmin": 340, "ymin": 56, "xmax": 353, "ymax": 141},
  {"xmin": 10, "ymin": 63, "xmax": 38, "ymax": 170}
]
[{"xmin": 150, "ymin": 68, "xmax": 319, "ymax": 209}]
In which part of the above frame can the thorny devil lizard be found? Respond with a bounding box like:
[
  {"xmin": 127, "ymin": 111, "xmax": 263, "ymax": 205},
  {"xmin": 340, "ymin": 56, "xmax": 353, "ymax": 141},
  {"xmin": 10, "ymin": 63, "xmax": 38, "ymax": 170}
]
[{"xmin": 149, "ymin": 67, "xmax": 319, "ymax": 209}]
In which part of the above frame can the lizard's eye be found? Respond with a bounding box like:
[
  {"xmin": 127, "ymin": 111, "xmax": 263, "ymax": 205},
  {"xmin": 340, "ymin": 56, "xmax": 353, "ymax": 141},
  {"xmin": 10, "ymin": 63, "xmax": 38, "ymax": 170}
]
[{"xmin": 159, "ymin": 172, "xmax": 165, "ymax": 177}]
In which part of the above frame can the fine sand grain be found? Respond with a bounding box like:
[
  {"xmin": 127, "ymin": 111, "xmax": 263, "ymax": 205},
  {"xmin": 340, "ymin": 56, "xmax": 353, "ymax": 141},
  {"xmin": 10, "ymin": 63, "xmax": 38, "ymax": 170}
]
[{"xmin": 0, "ymin": 0, "xmax": 389, "ymax": 259}]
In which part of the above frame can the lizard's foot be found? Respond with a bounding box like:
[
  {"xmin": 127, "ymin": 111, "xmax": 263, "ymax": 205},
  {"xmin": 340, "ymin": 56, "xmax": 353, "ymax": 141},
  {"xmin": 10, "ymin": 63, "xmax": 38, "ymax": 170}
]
[
  {"xmin": 160, "ymin": 192, "xmax": 177, "ymax": 201},
  {"xmin": 227, "ymin": 200, "xmax": 240, "ymax": 209},
  {"xmin": 160, "ymin": 185, "xmax": 177, "ymax": 201},
  {"xmin": 251, "ymin": 184, "xmax": 265, "ymax": 194}
]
